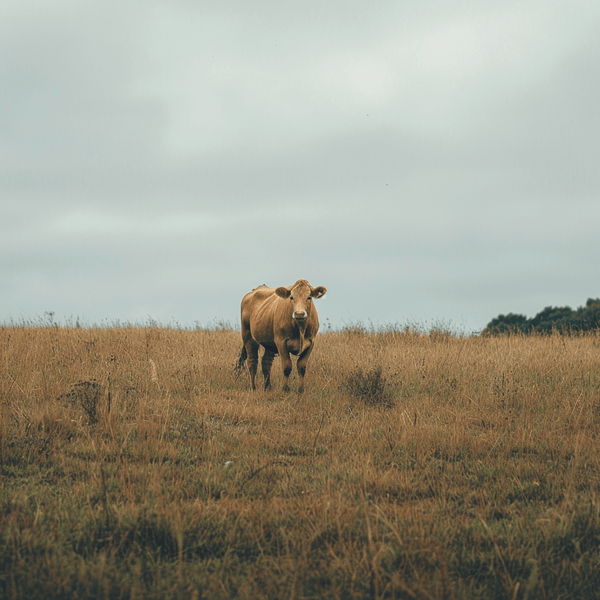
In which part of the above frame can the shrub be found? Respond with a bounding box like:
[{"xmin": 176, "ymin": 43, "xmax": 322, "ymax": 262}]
[
  {"xmin": 484, "ymin": 298, "xmax": 600, "ymax": 335},
  {"xmin": 343, "ymin": 365, "xmax": 394, "ymax": 408}
]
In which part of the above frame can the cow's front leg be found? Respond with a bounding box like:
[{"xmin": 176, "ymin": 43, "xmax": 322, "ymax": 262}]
[
  {"xmin": 296, "ymin": 342, "xmax": 314, "ymax": 394},
  {"xmin": 277, "ymin": 346, "xmax": 293, "ymax": 392}
]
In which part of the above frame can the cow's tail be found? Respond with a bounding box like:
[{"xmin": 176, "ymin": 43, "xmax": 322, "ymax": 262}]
[{"xmin": 234, "ymin": 345, "xmax": 247, "ymax": 377}]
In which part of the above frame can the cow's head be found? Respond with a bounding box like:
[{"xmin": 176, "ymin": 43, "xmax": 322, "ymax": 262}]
[{"xmin": 275, "ymin": 279, "xmax": 327, "ymax": 323}]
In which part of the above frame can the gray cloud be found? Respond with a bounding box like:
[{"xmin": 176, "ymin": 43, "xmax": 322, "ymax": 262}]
[{"xmin": 2, "ymin": 0, "xmax": 599, "ymax": 331}]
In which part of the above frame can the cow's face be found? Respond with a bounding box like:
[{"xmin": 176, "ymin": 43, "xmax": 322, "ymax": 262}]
[{"xmin": 275, "ymin": 282, "xmax": 327, "ymax": 323}]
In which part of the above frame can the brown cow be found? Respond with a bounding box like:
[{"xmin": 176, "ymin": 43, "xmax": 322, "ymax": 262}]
[{"xmin": 238, "ymin": 279, "xmax": 327, "ymax": 392}]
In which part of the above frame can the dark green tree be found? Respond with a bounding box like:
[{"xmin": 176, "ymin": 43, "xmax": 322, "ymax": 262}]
[
  {"xmin": 529, "ymin": 305, "xmax": 574, "ymax": 333},
  {"xmin": 484, "ymin": 312, "xmax": 530, "ymax": 335},
  {"xmin": 570, "ymin": 298, "xmax": 600, "ymax": 332},
  {"xmin": 484, "ymin": 298, "xmax": 600, "ymax": 335}
]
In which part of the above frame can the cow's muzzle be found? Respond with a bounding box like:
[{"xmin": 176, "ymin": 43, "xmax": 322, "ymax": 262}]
[{"xmin": 293, "ymin": 310, "xmax": 308, "ymax": 320}]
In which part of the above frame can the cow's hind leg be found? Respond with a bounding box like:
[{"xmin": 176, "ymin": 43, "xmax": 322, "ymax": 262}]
[
  {"xmin": 296, "ymin": 343, "xmax": 315, "ymax": 393},
  {"xmin": 261, "ymin": 350, "xmax": 276, "ymax": 390},
  {"xmin": 244, "ymin": 339, "xmax": 260, "ymax": 390}
]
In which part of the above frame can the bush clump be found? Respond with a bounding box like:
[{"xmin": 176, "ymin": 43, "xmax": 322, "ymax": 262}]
[
  {"xmin": 484, "ymin": 297, "xmax": 600, "ymax": 335},
  {"xmin": 343, "ymin": 365, "xmax": 394, "ymax": 408}
]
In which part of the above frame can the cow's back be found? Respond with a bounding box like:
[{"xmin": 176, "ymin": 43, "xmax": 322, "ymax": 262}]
[{"xmin": 241, "ymin": 285, "xmax": 280, "ymax": 345}]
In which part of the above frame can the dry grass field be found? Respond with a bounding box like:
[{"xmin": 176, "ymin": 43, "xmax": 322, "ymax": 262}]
[{"xmin": 1, "ymin": 324, "xmax": 600, "ymax": 599}]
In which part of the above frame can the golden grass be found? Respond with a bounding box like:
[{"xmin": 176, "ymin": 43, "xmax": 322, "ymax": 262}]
[{"xmin": 2, "ymin": 325, "xmax": 600, "ymax": 599}]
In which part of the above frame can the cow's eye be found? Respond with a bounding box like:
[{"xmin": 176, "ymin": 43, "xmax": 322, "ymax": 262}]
[{"xmin": 307, "ymin": 297, "xmax": 312, "ymax": 301}]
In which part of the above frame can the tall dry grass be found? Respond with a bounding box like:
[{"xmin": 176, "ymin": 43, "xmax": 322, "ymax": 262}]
[{"xmin": 1, "ymin": 325, "xmax": 600, "ymax": 599}]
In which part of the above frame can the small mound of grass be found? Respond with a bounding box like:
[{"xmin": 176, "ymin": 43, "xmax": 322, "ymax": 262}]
[{"xmin": 343, "ymin": 365, "xmax": 394, "ymax": 408}]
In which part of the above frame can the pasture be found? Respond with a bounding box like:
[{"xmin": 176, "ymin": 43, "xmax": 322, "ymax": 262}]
[{"xmin": 1, "ymin": 324, "xmax": 600, "ymax": 599}]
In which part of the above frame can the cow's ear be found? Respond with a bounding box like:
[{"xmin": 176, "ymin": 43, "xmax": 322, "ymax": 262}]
[
  {"xmin": 275, "ymin": 287, "xmax": 291, "ymax": 299},
  {"xmin": 311, "ymin": 286, "xmax": 327, "ymax": 299}
]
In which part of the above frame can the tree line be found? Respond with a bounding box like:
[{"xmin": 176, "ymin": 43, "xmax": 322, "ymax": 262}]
[{"xmin": 484, "ymin": 298, "xmax": 600, "ymax": 335}]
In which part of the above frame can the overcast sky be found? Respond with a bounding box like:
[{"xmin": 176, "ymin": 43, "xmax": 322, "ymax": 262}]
[{"xmin": 2, "ymin": 0, "xmax": 599, "ymax": 333}]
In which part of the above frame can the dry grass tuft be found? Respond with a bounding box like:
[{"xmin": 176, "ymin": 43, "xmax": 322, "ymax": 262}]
[{"xmin": 343, "ymin": 364, "xmax": 395, "ymax": 408}]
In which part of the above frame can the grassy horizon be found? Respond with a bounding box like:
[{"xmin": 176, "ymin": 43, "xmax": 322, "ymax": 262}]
[
  {"xmin": 0, "ymin": 312, "xmax": 479, "ymax": 337},
  {"xmin": 2, "ymin": 325, "xmax": 600, "ymax": 598}
]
